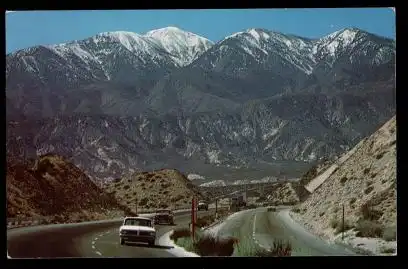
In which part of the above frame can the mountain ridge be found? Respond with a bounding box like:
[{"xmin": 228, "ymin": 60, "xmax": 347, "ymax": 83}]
[{"xmin": 6, "ymin": 26, "xmax": 395, "ymax": 183}]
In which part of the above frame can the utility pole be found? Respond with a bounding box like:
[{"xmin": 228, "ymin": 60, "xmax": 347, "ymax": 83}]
[
  {"xmin": 342, "ymin": 203, "xmax": 345, "ymax": 241},
  {"xmin": 135, "ymin": 198, "xmax": 138, "ymax": 216},
  {"xmin": 215, "ymin": 199, "xmax": 218, "ymax": 219}
]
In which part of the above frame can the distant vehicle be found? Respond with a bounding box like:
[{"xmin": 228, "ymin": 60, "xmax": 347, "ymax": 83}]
[
  {"xmin": 231, "ymin": 193, "xmax": 247, "ymax": 208},
  {"xmin": 153, "ymin": 209, "xmax": 174, "ymax": 225},
  {"xmin": 119, "ymin": 217, "xmax": 156, "ymax": 246},
  {"xmin": 197, "ymin": 201, "xmax": 209, "ymax": 211}
]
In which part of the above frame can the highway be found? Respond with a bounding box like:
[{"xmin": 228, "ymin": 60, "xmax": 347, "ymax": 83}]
[
  {"xmin": 7, "ymin": 210, "xmax": 213, "ymax": 258},
  {"xmin": 213, "ymin": 207, "xmax": 357, "ymax": 256},
  {"xmin": 7, "ymin": 206, "xmax": 358, "ymax": 258}
]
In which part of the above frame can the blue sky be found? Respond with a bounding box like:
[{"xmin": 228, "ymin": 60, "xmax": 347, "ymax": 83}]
[{"xmin": 6, "ymin": 8, "xmax": 395, "ymax": 54}]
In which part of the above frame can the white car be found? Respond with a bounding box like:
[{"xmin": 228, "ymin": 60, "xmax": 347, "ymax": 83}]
[{"xmin": 119, "ymin": 216, "xmax": 156, "ymax": 246}]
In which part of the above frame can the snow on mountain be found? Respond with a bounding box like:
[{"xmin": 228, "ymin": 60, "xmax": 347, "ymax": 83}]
[
  {"xmin": 187, "ymin": 173, "xmax": 206, "ymax": 180},
  {"xmin": 145, "ymin": 26, "xmax": 214, "ymax": 66},
  {"xmin": 199, "ymin": 180, "xmax": 226, "ymax": 187}
]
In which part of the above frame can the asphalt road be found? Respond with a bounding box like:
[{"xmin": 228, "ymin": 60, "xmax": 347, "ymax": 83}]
[
  {"xmin": 7, "ymin": 210, "xmax": 214, "ymax": 258},
  {"xmin": 214, "ymin": 207, "xmax": 357, "ymax": 256}
]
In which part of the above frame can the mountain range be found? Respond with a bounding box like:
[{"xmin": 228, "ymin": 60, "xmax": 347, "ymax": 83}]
[{"xmin": 6, "ymin": 26, "xmax": 396, "ymax": 183}]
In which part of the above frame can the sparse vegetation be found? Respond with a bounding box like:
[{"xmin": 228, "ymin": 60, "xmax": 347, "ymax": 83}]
[
  {"xmin": 380, "ymin": 246, "xmax": 395, "ymax": 254},
  {"xmin": 330, "ymin": 218, "xmax": 353, "ymax": 234},
  {"xmin": 382, "ymin": 225, "xmax": 396, "ymax": 241},
  {"xmin": 363, "ymin": 168, "xmax": 370, "ymax": 175},
  {"xmin": 340, "ymin": 176, "xmax": 348, "ymax": 184},
  {"xmin": 267, "ymin": 207, "xmax": 277, "ymax": 212},
  {"xmin": 360, "ymin": 203, "xmax": 383, "ymax": 221},
  {"xmin": 254, "ymin": 240, "xmax": 292, "ymax": 257},
  {"xmin": 355, "ymin": 220, "xmax": 384, "ymax": 238},
  {"xmin": 376, "ymin": 152, "xmax": 384, "ymax": 159},
  {"xmin": 364, "ymin": 186, "xmax": 374, "ymax": 194}
]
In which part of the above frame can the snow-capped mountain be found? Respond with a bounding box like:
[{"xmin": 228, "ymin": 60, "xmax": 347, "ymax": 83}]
[
  {"xmin": 6, "ymin": 27, "xmax": 395, "ymax": 183},
  {"xmin": 145, "ymin": 26, "xmax": 214, "ymax": 66}
]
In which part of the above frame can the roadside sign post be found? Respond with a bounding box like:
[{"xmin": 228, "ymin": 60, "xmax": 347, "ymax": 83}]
[
  {"xmin": 342, "ymin": 204, "xmax": 345, "ymax": 241},
  {"xmin": 191, "ymin": 197, "xmax": 196, "ymax": 240},
  {"xmin": 135, "ymin": 198, "xmax": 138, "ymax": 216},
  {"xmin": 215, "ymin": 199, "xmax": 218, "ymax": 219}
]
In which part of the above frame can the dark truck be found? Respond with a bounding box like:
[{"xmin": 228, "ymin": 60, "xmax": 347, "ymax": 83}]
[{"xmin": 153, "ymin": 209, "xmax": 174, "ymax": 225}]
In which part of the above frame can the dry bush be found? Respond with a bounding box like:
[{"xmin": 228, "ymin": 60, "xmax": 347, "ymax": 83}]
[
  {"xmin": 355, "ymin": 220, "xmax": 384, "ymax": 238},
  {"xmin": 330, "ymin": 218, "xmax": 353, "ymax": 234},
  {"xmin": 360, "ymin": 204, "xmax": 383, "ymax": 221},
  {"xmin": 382, "ymin": 225, "xmax": 397, "ymax": 241},
  {"xmin": 193, "ymin": 234, "xmax": 238, "ymax": 256},
  {"xmin": 170, "ymin": 228, "xmax": 191, "ymax": 241},
  {"xmin": 255, "ymin": 240, "xmax": 292, "ymax": 257}
]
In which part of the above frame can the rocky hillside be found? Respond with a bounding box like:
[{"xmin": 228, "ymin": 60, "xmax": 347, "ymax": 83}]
[
  {"xmin": 291, "ymin": 115, "xmax": 396, "ymax": 254},
  {"xmin": 6, "ymin": 27, "xmax": 395, "ymax": 183},
  {"xmin": 6, "ymin": 154, "xmax": 133, "ymax": 222},
  {"xmin": 104, "ymin": 169, "xmax": 203, "ymax": 211}
]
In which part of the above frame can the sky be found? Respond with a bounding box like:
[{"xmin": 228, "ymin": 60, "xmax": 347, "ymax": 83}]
[{"xmin": 6, "ymin": 8, "xmax": 396, "ymax": 54}]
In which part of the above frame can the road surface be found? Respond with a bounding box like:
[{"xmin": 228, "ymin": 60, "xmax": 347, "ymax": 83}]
[
  {"xmin": 213, "ymin": 207, "xmax": 357, "ymax": 256},
  {"xmin": 7, "ymin": 210, "xmax": 213, "ymax": 258}
]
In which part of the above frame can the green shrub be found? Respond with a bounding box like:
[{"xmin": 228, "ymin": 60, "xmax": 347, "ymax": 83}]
[
  {"xmin": 355, "ymin": 220, "xmax": 384, "ymax": 238},
  {"xmin": 382, "ymin": 225, "xmax": 397, "ymax": 241}
]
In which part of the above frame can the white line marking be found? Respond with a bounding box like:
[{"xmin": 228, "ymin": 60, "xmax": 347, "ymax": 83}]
[
  {"xmin": 92, "ymin": 245, "xmax": 96, "ymax": 250},
  {"xmin": 95, "ymin": 251, "xmax": 102, "ymax": 256}
]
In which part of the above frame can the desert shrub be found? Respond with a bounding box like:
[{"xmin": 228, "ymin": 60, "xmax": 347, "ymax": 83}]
[
  {"xmin": 376, "ymin": 152, "xmax": 384, "ymax": 159},
  {"xmin": 193, "ymin": 234, "xmax": 238, "ymax": 256},
  {"xmin": 139, "ymin": 197, "xmax": 148, "ymax": 206},
  {"xmin": 267, "ymin": 207, "xmax": 277, "ymax": 212},
  {"xmin": 113, "ymin": 178, "xmax": 121, "ymax": 183},
  {"xmin": 140, "ymin": 182, "xmax": 145, "ymax": 187},
  {"xmin": 171, "ymin": 194, "xmax": 184, "ymax": 202},
  {"xmin": 163, "ymin": 190, "xmax": 169, "ymax": 195},
  {"xmin": 170, "ymin": 228, "xmax": 191, "ymax": 241},
  {"xmin": 330, "ymin": 218, "xmax": 353, "ymax": 234},
  {"xmin": 364, "ymin": 186, "xmax": 374, "ymax": 194},
  {"xmin": 246, "ymin": 204, "xmax": 257, "ymax": 209},
  {"xmin": 195, "ymin": 215, "xmax": 214, "ymax": 228},
  {"xmin": 380, "ymin": 246, "xmax": 395, "ymax": 254},
  {"xmin": 349, "ymin": 197, "xmax": 357, "ymax": 205},
  {"xmin": 340, "ymin": 176, "xmax": 348, "ymax": 184},
  {"xmin": 363, "ymin": 168, "xmax": 370, "ymax": 175},
  {"xmin": 319, "ymin": 211, "xmax": 325, "ymax": 217},
  {"xmin": 382, "ymin": 225, "xmax": 397, "ymax": 241},
  {"xmin": 254, "ymin": 240, "xmax": 292, "ymax": 257},
  {"xmin": 158, "ymin": 202, "xmax": 167, "ymax": 209},
  {"xmin": 371, "ymin": 173, "xmax": 377, "ymax": 178},
  {"xmin": 292, "ymin": 206, "xmax": 301, "ymax": 213},
  {"xmin": 360, "ymin": 204, "xmax": 383, "ymax": 221},
  {"xmin": 355, "ymin": 220, "xmax": 384, "ymax": 238},
  {"xmin": 161, "ymin": 182, "xmax": 171, "ymax": 188}
]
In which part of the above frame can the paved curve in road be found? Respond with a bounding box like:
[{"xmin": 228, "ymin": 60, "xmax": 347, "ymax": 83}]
[
  {"xmin": 214, "ymin": 207, "xmax": 358, "ymax": 256},
  {"xmin": 7, "ymin": 210, "xmax": 213, "ymax": 258}
]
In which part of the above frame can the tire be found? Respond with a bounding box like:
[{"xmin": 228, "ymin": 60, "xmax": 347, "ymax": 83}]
[{"xmin": 120, "ymin": 238, "xmax": 125, "ymax": 245}]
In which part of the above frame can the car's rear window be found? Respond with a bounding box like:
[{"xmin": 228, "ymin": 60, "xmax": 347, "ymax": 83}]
[{"xmin": 124, "ymin": 218, "xmax": 152, "ymax": 227}]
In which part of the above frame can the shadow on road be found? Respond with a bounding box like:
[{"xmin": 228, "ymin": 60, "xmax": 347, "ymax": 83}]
[{"xmin": 124, "ymin": 242, "xmax": 174, "ymax": 249}]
